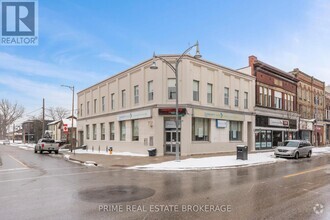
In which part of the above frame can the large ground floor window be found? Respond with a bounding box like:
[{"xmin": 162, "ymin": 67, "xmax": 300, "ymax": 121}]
[
  {"xmin": 192, "ymin": 118, "xmax": 210, "ymax": 141},
  {"xmin": 255, "ymin": 130, "xmax": 272, "ymax": 149},
  {"xmin": 120, "ymin": 121, "xmax": 126, "ymax": 141},
  {"xmin": 132, "ymin": 120, "xmax": 139, "ymax": 141},
  {"xmin": 229, "ymin": 121, "xmax": 242, "ymax": 141}
]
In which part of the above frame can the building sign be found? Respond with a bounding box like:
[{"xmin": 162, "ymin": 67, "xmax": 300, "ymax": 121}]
[
  {"xmin": 62, "ymin": 124, "xmax": 68, "ymax": 133},
  {"xmin": 216, "ymin": 120, "xmax": 227, "ymax": 128},
  {"xmin": 165, "ymin": 120, "xmax": 181, "ymax": 129},
  {"xmin": 268, "ymin": 118, "xmax": 289, "ymax": 127},
  {"xmin": 158, "ymin": 108, "xmax": 187, "ymax": 116},
  {"xmin": 117, "ymin": 109, "xmax": 151, "ymax": 121},
  {"xmin": 193, "ymin": 109, "xmax": 244, "ymax": 121},
  {"xmin": 300, "ymin": 120, "xmax": 314, "ymax": 131}
]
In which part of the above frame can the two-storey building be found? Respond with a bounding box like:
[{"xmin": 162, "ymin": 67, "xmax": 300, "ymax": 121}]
[
  {"xmin": 239, "ymin": 56, "xmax": 299, "ymax": 150},
  {"xmin": 291, "ymin": 68, "xmax": 326, "ymax": 145},
  {"xmin": 77, "ymin": 55, "xmax": 255, "ymax": 156}
]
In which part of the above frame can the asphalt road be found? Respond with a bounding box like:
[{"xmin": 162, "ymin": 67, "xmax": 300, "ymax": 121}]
[{"xmin": 0, "ymin": 145, "xmax": 329, "ymax": 220}]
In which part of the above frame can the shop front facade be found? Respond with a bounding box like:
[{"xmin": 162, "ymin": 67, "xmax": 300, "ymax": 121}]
[
  {"xmin": 255, "ymin": 111, "xmax": 299, "ymax": 150},
  {"xmin": 77, "ymin": 54, "xmax": 256, "ymax": 156},
  {"xmin": 299, "ymin": 119, "xmax": 314, "ymax": 142}
]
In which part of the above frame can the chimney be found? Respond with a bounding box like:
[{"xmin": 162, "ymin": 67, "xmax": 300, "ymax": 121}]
[{"xmin": 249, "ymin": 55, "xmax": 257, "ymax": 76}]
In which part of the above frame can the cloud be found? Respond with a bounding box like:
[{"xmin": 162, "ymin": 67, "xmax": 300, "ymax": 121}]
[
  {"xmin": 0, "ymin": 52, "xmax": 100, "ymax": 82},
  {"xmin": 257, "ymin": 0, "xmax": 330, "ymax": 85},
  {"xmin": 98, "ymin": 52, "xmax": 133, "ymax": 66}
]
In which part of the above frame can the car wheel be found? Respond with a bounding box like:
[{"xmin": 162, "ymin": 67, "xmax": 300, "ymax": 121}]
[
  {"xmin": 39, "ymin": 150, "xmax": 43, "ymax": 154},
  {"xmin": 294, "ymin": 152, "xmax": 299, "ymax": 159},
  {"xmin": 55, "ymin": 150, "xmax": 59, "ymax": 154},
  {"xmin": 34, "ymin": 149, "xmax": 37, "ymax": 153},
  {"xmin": 307, "ymin": 151, "xmax": 312, "ymax": 158}
]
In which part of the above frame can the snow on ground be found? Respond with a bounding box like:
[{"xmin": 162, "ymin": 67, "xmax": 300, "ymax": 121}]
[
  {"xmin": 130, "ymin": 147, "xmax": 330, "ymax": 171},
  {"xmin": 72, "ymin": 149, "xmax": 148, "ymax": 157},
  {"xmin": 10, "ymin": 142, "xmax": 35, "ymax": 150},
  {"xmin": 312, "ymin": 146, "xmax": 330, "ymax": 155}
]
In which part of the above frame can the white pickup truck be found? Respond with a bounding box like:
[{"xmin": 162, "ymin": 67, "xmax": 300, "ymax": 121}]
[{"xmin": 34, "ymin": 138, "xmax": 59, "ymax": 154}]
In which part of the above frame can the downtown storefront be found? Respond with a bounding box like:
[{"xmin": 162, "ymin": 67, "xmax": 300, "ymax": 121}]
[{"xmin": 255, "ymin": 115, "xmax": 298, "ymax": 150}]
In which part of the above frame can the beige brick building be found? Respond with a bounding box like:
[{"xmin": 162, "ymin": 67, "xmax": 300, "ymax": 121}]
[{"xmin": 77, "ymin": 55, "xmax": 255, "ymax": 156}]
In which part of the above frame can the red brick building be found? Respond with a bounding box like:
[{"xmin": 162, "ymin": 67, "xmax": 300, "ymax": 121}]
[{"xmin": 240, "ymin": 56, "xmax": 299, "ymax": 149}]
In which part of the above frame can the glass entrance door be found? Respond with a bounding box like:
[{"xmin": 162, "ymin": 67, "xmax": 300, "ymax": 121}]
[{"xmin": 165, "ymin": 130, "xmax": 181, "ymax": 154}]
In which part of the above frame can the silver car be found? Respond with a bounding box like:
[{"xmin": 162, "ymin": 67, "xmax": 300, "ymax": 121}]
[{"xmin": 274, "ymin": 140, "xmax": 313, "ymax": 159}]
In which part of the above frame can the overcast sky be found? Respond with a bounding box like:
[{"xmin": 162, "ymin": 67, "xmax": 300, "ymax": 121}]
[{"xmin": 0, "ymin": 0, "xmax": 329, "ymax": 122}]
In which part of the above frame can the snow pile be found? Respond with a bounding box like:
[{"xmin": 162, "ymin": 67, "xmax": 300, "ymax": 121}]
[
  {"xmin": 129, "ymin": 152, "xmax": 286, "ymax": 171},
  {"xmin": 83, "ymin": 161, "xmax": 97, "ymax": 167},
  {"xmin": 73, "ymin": 149, "xmax": 148, "ymax": 157},
  {"xmin": 10, "ymin": 143, "xmax": 35, "ymax": 149},
  {"xmin": 63, "ymin": 154, "xmax": 70, "ymax": 160},
  {"xmin": 313, "ymin": 147, "xmax": 330, "ymax": 156}
]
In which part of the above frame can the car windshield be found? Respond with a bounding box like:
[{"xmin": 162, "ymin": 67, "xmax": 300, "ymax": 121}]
[{"xmin": 283, "ymin": 141, "xmax": 299, "ymax": 147}]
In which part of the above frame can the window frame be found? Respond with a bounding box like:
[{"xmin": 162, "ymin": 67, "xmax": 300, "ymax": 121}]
[{"xmin": 193, "ymin": 80, "xmax": 199, "ymax": 101}]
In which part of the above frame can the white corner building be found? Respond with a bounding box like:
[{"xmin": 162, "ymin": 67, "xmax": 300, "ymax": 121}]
[{"xmin": 77, "ymin": 55, "xmax": 255, "ymax": 156}]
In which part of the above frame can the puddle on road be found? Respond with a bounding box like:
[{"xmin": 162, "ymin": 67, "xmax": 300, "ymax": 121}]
[{"xmin": 76, "ymin": 185, "xmax": 155, "ymax": 203}]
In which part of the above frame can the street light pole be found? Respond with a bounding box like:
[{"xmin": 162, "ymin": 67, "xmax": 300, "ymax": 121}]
[
  {"xmin": 61, "ymin": 85, "xmax": 75, "ymax": 154},
  {"xmin": 150, "ymin": 41, "xmax": 202, "ymax": 161}
]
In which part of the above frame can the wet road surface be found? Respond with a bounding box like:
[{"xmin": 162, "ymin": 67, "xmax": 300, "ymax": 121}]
[{"xmin": 0, "ymin": 145, "xmax": 329, "ymax": 220}]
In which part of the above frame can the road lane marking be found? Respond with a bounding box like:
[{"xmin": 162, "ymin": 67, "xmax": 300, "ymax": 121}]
[
  {"xmin": 0, "ymin": 169, "xmax": 112, "ymax": 183},
  {"xmin": 0, "ymin": 168, "xmax": 29, "ymax": 172},
  {"xmin": 7, "ymin": 154, "xmax": 29, "ymax": 168},
  {"xmin": 283, "ymin": 165, "xmax": 329, "ymax": 178}
]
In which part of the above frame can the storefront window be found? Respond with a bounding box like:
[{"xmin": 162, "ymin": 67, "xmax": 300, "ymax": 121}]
[
  {"xmin": 229, "ymin": 121, "xmax": 242, "ymax": 141},
  {"xmin": 100, "ymin": 123, "xmax": 105, "ymax": 140},
  {"xmin": 92, "ymin": 124, "xmax": 96, "ymax": 140},
  {"xmin": 132, "ymin": 120, "xmax": 139, "ymax": 141},
  {"xmin": 192, "ymin": 118, "xmax": 209, "ymax": 141},
  {"xmin": 109, "ymin": 122, "xmax": 115, "ymax": 140},
  {"xmin": 255, "ymin": 130, "xmax": 272, "ymax": 149},
  {"xmin": 120, "ymin": 121, "xmax": 126, "ymax": 141}
]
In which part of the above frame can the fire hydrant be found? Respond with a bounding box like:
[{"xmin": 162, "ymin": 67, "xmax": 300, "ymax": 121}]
[{"xmin": 109, "ymin": 147, "xmax": 113, "ymax": 155}]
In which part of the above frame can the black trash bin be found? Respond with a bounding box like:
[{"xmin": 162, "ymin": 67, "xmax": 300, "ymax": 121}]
[
  {"xmin": 148, "ymin": 148, "xmax": 157, "ymax": 156},
  {"xmin": 237, "ymin": 145, "xmax": 248, "ymax": 160}
]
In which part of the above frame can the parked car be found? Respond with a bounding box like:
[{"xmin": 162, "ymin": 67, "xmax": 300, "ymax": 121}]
[
  {"xmin": 274, "ymin": 140, "xmax": 313, "ymax": 159},
  {"xmin": 2, "ymin": 140, "xmax": 10, "ymax": 145},
  {"xmin": 34, "ymin": 138, "xmax": 59, "ymax": 154}
]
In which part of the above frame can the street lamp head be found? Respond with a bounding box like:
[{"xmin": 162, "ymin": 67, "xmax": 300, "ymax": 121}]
[
  {"xmin": 150, "ymin": 52, "xmax": 158, "ymax": 70},
  {"xmin": 194, "ymin": 40, "xmax": 202, "ymax": 59}
]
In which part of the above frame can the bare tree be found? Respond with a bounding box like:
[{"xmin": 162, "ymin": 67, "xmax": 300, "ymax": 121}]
[
  {"xmin": 0, "ymin": 99, "xmax": 24, "ymax": 139},
  {"xmin": 46, "ymin": 107, "xmax": 69, "ymax": 121}
]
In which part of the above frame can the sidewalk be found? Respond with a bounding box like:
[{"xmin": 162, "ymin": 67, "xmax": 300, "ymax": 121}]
[
  {"xmin": 63, "ymin": 147, "xmax": 330, "ymax": 170},
  {"xmin": 62, "ymin": 149, "xmax": 278, "ymax": 169}
]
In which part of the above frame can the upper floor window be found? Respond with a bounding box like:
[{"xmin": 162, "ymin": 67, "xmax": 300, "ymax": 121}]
[
  {"xmin": 284, "ymin": 94, "xmax": 288, "ymax": 110},
  {"xmin": 134, "ymin": 85, "xmax": 139, "ymax": 104},
  {"xmin": 274, "ymin": 91, "xmax": 282, "ymax": 109},
  {"xmin": 168, "ymin": 79, "xmax": 176, "ymax": 100},
  {"xmin": 207, "ymin": 83, "xmax": 212, "ymax": 103},
  {"xmin": 111, "ymin": 93, "xmax": 115, "ymax": 110},
  {"xmin": 244, "ymin": 92, "xmax": 248, "ymax": 109},
  {"xmin": 263, "ymin": 87, "xmax": 268, "ymax": 107},
  {"xmin": 148, "ymin": 81, "xmax": 154, "ymax": 101},
  {"xmin": 193, "ymin": 80, "xmax": 199, "ymax": 101},
  {"xmin": 101, "ymin": 96, "xmax": 105, "ymax": 112},
  {"xmin": 259, "ymin": 86, "xmax": 263, "ymax": 106},
  {"xmin": 122, "ymin": 90, "xmax": 126, "ymax": 108},
  {"xmin": 87, "ymin": 101, "xmax": 90, "ymax": 115},
  {"xmin": 234, "ymin": 90, "xmax": 239, "ymax": 107},
  {"xmin": 268, "ymin": 89, "xmax": 272, "ymax": 107},
  {"xmin": 93, "ymin": 99, "xmax": 97, "ymax": 114},
  {"xmin": 224, "ymin": 87, "xmax": 229, "ymax": 105}
]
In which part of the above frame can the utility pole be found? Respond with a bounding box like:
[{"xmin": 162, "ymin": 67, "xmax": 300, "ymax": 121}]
[
  {"xmin": 12, "ymin": 124, "xmax": 15, "ymax": 143},
  {"xmin": 42, "ymin": 98, "xmax": 45, "ymax": 138}
]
